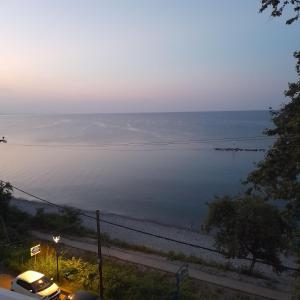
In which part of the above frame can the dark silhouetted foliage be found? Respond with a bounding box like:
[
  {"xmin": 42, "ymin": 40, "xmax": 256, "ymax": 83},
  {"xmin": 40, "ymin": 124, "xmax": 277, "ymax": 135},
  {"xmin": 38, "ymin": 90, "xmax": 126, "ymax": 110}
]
[
  {"xmin": 260, "ymin": 0, "xmax": 300, "ymax": 24},
  {"xmin": 246, "ymin": 52, "xmax": 300, "ymax": 218},
  {"xmin": 31, "ymin": 207, "xmax": 88, "ymax": 235}
]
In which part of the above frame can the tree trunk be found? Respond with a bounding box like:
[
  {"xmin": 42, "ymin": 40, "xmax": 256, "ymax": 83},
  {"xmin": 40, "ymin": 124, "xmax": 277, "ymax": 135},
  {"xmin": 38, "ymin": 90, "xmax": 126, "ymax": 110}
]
[{"xmin": 249, "ymin": 256, "xmax": 256, "ymax": 274}]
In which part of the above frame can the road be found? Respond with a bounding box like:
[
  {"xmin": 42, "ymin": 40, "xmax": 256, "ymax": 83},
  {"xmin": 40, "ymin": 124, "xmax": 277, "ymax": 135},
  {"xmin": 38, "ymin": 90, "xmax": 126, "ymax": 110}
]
[{"xmin": 32, "ymin": 231, "xmax": 292, "ymax": 300}]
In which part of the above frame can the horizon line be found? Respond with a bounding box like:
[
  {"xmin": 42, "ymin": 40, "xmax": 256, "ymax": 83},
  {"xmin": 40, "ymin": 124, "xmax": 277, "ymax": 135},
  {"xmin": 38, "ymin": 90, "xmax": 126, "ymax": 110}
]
[{"xmin": 0, "ymin": 109, "xmax": 272, "ymax": 116}]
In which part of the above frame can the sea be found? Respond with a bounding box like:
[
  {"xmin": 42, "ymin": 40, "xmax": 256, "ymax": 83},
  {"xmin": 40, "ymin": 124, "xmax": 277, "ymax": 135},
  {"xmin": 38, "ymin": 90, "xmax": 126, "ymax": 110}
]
[{"xmin": 0, "ymin": 111, "xmax": 273, "ymax": 228}]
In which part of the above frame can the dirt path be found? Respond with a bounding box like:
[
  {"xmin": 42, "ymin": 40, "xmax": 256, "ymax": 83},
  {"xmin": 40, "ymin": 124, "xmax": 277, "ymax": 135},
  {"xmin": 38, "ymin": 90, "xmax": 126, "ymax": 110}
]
[{"xmin": 32, "ymin": 231, "xmax": 292, "ymax": 300}]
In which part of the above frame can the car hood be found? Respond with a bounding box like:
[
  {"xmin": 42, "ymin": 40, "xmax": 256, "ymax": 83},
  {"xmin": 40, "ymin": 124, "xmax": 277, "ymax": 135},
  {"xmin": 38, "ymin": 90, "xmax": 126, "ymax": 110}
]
[{"xmin": 36, "ymin": 282, "xmax": 59, "ymax": 297}]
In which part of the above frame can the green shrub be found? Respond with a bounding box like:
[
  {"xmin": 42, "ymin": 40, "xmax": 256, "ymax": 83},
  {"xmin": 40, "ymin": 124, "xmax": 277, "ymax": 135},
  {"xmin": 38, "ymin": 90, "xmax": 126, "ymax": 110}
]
[{"xmin": 30, "ymin": 207, "xmax": 90, "ymax": 236}]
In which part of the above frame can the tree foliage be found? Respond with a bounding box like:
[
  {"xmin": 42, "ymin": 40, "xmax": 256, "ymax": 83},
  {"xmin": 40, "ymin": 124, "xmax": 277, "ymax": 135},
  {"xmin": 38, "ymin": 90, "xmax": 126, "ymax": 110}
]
[
  {"xmin": 246, "ymin": 52, "xmax": 300, "ymax": 217},
  {"xmin": 31, "ymin": 207, "xmax": 87, "ymax": 235},
  {"xmin": 206, "ymin": 195, "xmax": 292, "ymax": 273},
  {"xmin": 260, "ymin": 0, "xmax": 300, "ymax": 24}
]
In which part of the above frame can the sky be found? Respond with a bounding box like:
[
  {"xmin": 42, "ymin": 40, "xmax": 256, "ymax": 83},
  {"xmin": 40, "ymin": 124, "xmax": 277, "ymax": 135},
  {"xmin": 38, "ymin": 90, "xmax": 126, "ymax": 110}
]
[{"xmin": 0, "ymin": 0, "xmax": 299, "ymax": 114}]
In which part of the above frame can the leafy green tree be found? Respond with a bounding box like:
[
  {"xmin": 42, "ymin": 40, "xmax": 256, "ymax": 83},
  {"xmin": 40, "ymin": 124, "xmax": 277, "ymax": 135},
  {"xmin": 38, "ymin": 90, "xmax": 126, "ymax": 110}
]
[{"xmin": 206, "ymin": 195, "xmax": 292, "ymax": 273}]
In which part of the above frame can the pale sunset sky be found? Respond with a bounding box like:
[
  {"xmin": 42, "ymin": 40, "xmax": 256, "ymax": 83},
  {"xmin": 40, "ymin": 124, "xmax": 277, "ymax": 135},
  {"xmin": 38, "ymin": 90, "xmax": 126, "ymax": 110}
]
[{"xmin": 0, "ymin": 0, "xmax": 299, "ymax": 113}]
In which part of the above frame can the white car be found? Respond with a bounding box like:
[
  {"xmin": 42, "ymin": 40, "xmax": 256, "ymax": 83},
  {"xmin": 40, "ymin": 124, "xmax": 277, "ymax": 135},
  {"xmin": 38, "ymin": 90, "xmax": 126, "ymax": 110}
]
[{"xmin": 11, "ymin": 271, "xmax": 60, "ymax": 300}]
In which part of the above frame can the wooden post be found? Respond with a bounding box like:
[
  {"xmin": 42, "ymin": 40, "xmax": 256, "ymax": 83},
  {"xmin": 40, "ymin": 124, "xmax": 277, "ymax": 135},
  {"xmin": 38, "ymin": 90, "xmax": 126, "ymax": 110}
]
[{"xmin": 96, "ymin": 210, "xmax": 104, "ymax": 299}]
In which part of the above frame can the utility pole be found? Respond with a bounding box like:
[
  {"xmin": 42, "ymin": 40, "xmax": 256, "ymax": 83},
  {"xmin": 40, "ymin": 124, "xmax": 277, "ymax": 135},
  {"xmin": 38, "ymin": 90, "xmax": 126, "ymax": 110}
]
[{"xmin": 96, "ymin": 210, "xmax": 104, "ymax": 299}]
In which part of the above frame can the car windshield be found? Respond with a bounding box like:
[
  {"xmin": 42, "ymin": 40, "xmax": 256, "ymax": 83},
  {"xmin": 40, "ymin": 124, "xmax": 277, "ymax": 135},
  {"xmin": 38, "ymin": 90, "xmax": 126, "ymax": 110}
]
[{"xmin": 31, "ymin": 276, "xmax": 52, "ymax": 293}]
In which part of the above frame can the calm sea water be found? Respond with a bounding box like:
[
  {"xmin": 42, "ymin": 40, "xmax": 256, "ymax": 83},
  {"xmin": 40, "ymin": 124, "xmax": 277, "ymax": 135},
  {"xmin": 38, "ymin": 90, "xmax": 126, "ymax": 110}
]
[{"xmin": 0, "ymin": 111, "xmax": 272, "ymax": 228}]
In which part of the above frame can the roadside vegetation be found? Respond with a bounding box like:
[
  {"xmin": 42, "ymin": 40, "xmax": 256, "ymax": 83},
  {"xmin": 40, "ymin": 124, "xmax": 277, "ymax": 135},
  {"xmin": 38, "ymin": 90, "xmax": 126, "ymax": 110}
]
[
  {"xmin": 2, "ymin": 242, "xmax": 264, "ymax": 300},
  {"xmin": 3, "ymin": 243, "xmax": 195, "ymax": 300}
]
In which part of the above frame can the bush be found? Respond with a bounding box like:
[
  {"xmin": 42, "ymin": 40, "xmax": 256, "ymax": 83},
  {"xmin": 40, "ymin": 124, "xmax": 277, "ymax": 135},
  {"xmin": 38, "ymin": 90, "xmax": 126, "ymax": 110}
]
[{"xmin": 30, "ymin": 207, "xmax": 90, "ymax": 235}]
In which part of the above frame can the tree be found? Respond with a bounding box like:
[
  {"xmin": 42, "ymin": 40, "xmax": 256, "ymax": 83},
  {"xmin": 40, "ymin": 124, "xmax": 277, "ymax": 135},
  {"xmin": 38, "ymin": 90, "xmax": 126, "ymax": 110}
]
[
  {"xmin": 0, "ymin": 181, "xmax": 13, "ymax": 222},
  {"xmin": 260, "ymin": 0, "xmax": 300, "ymax": 24},
  {"xmin": 245, "ymin": 2, "xmax": 300, "ymax": 218},
  {"xmin": 205, "ymin": 195, "xmax": 292, "ymax": 273},
  {"xmin": 246, "ymin": 52, "xmax": 300, "ymax": 217}
]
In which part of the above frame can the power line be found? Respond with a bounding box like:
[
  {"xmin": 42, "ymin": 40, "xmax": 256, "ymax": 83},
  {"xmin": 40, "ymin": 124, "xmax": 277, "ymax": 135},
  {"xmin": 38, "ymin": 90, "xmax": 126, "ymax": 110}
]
[{"xmin": 2, "ymin": 180, "xmax": 298, "ymax": 272}]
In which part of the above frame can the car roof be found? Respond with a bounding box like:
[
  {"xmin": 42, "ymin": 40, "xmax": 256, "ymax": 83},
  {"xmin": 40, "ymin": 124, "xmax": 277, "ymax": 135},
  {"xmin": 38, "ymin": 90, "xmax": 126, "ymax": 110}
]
[
  {"xmin": 0, "ymin": 288, "xmax": 36, "ymax": 300},
  {"xmin": 17, "ymin": 270, "xmax": 44, "ymax": 283}
]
